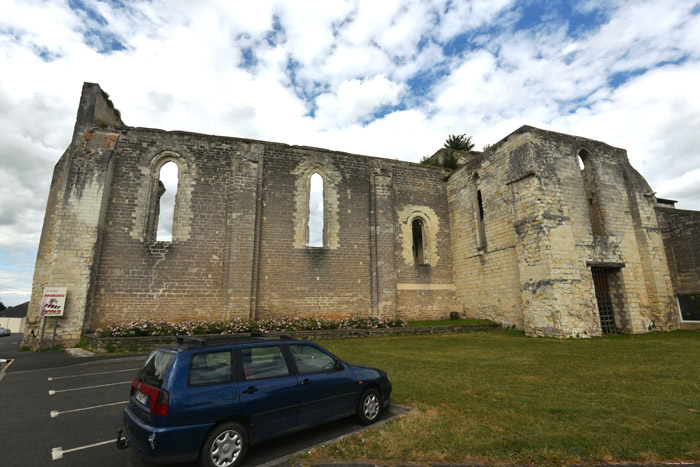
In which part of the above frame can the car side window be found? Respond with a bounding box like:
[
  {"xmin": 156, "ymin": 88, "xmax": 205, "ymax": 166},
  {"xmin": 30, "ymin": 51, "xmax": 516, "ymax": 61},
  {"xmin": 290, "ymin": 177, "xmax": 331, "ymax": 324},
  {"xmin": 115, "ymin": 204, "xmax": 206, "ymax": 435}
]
[
  {"xmin": 241, "ymin": 346, "xmax": 290, "ymax": 380},
  {"xmin": 289, "ymin": 344, "xmax": 337, "ymax": 374},
  {"xmin": 189, "ymin": 350, "xmax": 233, "ymax": 386}
]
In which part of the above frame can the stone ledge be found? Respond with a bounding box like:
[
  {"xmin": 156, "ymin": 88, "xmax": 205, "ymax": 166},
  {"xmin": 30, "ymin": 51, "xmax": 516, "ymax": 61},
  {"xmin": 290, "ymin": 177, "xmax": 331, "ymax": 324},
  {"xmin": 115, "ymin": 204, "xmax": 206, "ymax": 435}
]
[{"xmin": 84, "ymin": 324, "xmax": 500, "ymax": 353}]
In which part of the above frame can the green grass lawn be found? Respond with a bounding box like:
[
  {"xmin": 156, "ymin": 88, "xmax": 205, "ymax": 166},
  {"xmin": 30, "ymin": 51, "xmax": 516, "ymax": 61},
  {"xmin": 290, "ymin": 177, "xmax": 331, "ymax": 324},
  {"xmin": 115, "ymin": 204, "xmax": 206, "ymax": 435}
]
[{"xmin": 311, "ymin": 330, "xmax": 700, "ymax": 465}]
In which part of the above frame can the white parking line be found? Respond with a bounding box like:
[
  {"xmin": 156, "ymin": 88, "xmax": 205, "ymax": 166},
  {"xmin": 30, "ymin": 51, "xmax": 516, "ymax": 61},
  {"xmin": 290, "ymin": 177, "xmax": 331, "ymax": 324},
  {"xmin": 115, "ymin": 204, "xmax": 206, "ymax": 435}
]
[
  {"xmin": 49, "ymin": 381, "xmax": 132, "ymax": 395},
  {"xmin": 48, "ymin": 368, "xmax": 138, "ymax": 381},
  {"xmin": 51, "ymin": 400, "xmax": 129, "ymax": 418},
  {"xmin": 51, "ymin": 439, "xmax": 116, "ymax": 460}
]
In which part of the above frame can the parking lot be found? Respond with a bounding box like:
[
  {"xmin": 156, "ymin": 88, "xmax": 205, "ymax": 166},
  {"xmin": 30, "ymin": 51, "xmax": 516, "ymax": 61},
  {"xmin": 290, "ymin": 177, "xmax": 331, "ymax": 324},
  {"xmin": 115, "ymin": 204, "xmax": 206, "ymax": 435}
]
[{"xmin": 0, "ymin": 338, "xmax": 407, "ymax": 467}]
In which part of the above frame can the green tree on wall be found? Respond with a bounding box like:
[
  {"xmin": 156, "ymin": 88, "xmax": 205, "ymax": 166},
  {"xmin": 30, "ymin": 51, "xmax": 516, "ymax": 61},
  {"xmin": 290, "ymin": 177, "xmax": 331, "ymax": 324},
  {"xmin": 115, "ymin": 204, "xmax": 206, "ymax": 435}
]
[
  {"xmin": 420, "ymin": 133, "xmax": 475, "ymax": 169},
  {"xmin": 444, "ymin": 133, "xmax": 475, "ymax": 152}
]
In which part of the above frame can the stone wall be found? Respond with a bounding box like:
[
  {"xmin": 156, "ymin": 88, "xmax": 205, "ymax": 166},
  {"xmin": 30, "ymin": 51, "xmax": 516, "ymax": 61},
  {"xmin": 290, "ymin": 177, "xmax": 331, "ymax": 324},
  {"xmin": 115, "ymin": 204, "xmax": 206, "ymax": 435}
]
[
  {"xmin": 657, "ymin": 207, "xmax": 700, "ymax": 295},
  {"xmin": 657, "ymin": 207, "xmax": 700, "ymax": 327},
  {"xmin": 447, "ymin": 138, "xmax": 524, "ymax": 329},
  {"xmin": 22, "ymin": 83, "xmax": 693, "ymax": 347},
  {"xmin": 448, "ymin": 126, "xmax": 679, "ymax": 337},
  {"xmin": 23, "ymin": 83, "xmax": 121, "ymax": 345},
  {"xmin": 23, "ymin": 83, "xmax": 459, "ymax": 348}
]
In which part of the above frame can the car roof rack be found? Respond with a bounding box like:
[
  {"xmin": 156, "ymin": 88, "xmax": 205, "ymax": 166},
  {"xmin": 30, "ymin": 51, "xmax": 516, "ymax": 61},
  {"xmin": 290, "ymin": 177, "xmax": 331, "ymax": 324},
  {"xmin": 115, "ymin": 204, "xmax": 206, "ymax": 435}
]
[{"xmin": 174, "ymin": 333, "xmax": 297, "ymax": 348}]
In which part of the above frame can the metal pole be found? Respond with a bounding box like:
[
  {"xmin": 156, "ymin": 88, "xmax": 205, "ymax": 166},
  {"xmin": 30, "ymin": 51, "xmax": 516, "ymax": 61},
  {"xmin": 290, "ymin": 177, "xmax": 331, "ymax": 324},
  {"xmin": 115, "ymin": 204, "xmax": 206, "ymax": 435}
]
[
  {"xmin": 39, "ymin": 316, "xmax": 47, "ymax": 352},
  {"xmin": 50, "ymin": 316, "xmax": 59, "ymax": 351}
]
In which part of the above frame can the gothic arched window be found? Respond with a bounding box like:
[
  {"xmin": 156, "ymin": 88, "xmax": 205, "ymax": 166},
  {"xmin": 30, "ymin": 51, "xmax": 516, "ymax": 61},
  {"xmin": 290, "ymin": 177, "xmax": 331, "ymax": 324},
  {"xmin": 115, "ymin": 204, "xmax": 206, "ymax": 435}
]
[
  {"xmin": 156, "ymin": 161, "xmax": 179, "ymax": 241},
  {"xmin": 308, "ymin": 172, "xmax": 324, "ymax": 247},
  {"xmin": 412, "ymin": 218, "xmax": 426, "ymax": 264}
]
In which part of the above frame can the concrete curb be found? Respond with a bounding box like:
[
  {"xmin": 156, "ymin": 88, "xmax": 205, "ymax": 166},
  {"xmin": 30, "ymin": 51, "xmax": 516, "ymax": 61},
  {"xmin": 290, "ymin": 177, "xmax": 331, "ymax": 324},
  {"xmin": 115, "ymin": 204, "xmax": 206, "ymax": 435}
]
[{"xmin": 64, "ymin": 347, "xmax": 96, "ymax": 357}]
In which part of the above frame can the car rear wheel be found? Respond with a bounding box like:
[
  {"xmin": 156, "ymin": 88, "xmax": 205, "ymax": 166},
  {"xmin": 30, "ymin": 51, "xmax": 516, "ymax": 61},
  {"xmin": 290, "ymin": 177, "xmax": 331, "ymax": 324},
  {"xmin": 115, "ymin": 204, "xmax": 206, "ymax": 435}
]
[
  {"xmin": 199, "ymin": 422, "xmax": 247, "ymax": 467},
  {"xmin": 357, "ymin": 388, "xmax": 381, "ymax": 425}
]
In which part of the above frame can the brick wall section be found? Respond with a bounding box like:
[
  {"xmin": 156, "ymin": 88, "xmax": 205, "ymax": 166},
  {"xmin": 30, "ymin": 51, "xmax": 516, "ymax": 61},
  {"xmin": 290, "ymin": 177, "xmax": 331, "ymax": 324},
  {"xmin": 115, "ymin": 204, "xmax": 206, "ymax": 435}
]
[
  {"xmin": 24, "ymin": 84, "xmax": 459, "ymax": 348},
  {"xmin": 657, "ymin": 207, "xmax": 700, "ymax": 296},
  {"xmin": 89, "ymin": 129, "xmax": 235, "ymax": 326},
  {"xmin": 255, "ymin": 145, "xmax": 458, "ymax": 321}
]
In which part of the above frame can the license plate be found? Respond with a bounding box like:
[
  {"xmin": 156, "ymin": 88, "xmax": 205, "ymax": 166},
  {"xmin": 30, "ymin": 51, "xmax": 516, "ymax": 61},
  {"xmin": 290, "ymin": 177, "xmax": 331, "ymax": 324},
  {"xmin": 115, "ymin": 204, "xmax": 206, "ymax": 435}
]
[{"xmin": 135, "ymin": 390, "xmax": 148, "ymax": 405}]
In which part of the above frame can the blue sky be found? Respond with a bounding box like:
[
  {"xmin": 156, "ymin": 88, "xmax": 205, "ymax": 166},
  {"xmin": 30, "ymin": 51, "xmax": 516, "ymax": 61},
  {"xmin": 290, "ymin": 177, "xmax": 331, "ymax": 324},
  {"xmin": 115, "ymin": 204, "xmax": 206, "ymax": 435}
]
[{"xmin": 1, "ymin": 0, "xmax": 699, "ymax": 306}]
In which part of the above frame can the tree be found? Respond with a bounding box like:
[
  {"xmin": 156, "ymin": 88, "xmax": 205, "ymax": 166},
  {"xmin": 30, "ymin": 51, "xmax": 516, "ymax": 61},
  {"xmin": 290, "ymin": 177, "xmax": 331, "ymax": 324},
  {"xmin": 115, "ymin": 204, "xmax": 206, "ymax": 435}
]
[
  {"xmin": 444, "ymin": 133, "xmax": 474, "ymax": 152},
  {"xmin": 0, "ymin": 300, "xmax": 6, "ymax": 311}
]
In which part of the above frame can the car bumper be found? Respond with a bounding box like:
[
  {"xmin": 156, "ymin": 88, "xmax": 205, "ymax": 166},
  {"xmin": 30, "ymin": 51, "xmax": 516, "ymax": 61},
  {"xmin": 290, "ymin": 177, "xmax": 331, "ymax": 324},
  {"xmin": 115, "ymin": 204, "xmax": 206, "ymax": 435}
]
[
  {"xmin": 381, "ymin": 382, "xmax": 392, "ymax": 409},
  {"xmin": 121, "ymin": 407, "xmax": 211, "ymax": 463}
]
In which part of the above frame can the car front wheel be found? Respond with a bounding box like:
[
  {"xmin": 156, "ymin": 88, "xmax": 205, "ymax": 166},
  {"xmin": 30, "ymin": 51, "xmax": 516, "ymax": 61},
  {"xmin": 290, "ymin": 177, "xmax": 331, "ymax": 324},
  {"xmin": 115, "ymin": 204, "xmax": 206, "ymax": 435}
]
[
  {"xmin": 199, "ymin": 422, "xmax": 248, "ymax": 467},
  {"xmin": 357, "ymin": 388, "xmax": 382, "ymax": 425}
]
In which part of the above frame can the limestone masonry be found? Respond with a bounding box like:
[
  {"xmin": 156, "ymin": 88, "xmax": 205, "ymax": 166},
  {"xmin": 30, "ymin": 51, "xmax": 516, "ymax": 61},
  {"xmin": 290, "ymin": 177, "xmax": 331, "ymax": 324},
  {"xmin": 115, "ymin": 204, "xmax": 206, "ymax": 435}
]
[{"xmin": 22, "ymin": 83, "xmax": 700, "ymax": 347}]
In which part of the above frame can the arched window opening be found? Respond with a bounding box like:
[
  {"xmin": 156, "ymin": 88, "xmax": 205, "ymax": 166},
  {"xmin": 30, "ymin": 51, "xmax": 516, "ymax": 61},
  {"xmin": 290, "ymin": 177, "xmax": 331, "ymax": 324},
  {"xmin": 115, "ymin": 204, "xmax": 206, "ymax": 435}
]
[
  {"xmin": 308, "ymin": 172, "xmax": 324, "ymax": 247},
  {"xmin": 156, "ymin": 161, "xmax": 178, "ymax": 241},
  {"xmin": 412, "ymin": 218, "xmax": 426, "ymax": 264},
  {"xmin": 578, "ymin": 150, "xmax": 605, "ymax": 236}
]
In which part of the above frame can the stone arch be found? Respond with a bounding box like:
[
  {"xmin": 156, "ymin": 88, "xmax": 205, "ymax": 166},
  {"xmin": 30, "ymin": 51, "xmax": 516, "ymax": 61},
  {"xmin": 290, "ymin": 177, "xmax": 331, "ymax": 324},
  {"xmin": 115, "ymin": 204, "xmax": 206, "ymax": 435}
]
[
  {"xmin": 398, "ymin": 205, "xmax": 440, "ymax": 266},
  {"xmin": 292, "ymin": 156, "xmax": 341, "ymax": 249},
  {"xmin": 131, "ymin": 149, "xmax": 195, "ymax": 243}
]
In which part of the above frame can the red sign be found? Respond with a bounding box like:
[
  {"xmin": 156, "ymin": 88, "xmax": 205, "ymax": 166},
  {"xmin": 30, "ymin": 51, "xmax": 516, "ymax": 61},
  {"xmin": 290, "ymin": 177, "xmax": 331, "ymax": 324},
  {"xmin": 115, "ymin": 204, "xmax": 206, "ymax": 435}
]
[{"xmin": 40, "ymin": 287, "xmax": 67, "ymax": 317}]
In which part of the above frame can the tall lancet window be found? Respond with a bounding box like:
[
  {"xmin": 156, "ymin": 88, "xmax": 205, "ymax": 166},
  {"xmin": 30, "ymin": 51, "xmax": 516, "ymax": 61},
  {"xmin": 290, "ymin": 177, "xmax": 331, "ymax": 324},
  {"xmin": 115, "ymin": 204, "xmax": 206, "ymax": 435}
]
[
  {"xmin": 156, "ymin": 161, "xmax": 179, "ymax": 241},
  {"xmin": 412, "ymin": 218, "xmax": 426, "ymax": 264},
  {"xmin": 308, "ymin": 172, "xmax": 324, "ymax": 247}
]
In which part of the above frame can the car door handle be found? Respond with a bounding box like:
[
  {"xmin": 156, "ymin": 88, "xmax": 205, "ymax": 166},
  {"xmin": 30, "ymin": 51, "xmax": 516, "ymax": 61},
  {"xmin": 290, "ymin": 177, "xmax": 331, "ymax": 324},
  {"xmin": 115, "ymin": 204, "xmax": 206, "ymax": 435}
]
[
  {"xmin": 242, "ymin": 386, "xmax": 258, "ymax": 394},
  {"xmin": 301, "ymin": 379, "xmax": 311, "ymax": 385}
]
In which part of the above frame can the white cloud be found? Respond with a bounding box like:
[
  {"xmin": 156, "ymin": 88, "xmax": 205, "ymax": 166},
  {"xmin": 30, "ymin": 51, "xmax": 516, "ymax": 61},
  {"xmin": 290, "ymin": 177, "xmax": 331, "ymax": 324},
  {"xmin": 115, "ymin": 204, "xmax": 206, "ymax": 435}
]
[
  {"xmin": 437, "ymin": 0, "xmax": 516, "ymax": 42},
  {"xmin": 315, "ymin": 75, "xmax": 405, "ymax": 128}
]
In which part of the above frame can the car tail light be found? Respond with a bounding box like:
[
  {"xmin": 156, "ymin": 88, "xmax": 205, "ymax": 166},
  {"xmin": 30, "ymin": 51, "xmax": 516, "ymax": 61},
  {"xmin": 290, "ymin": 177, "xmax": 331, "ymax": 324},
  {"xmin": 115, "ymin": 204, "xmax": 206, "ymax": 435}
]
[
  {"xmin": 133, "ymin": 380, "xmax": 169, "ymax": 416},
  {"xmin": 153, "ymin": 389, "xmax": 169, "ymax": 416}
]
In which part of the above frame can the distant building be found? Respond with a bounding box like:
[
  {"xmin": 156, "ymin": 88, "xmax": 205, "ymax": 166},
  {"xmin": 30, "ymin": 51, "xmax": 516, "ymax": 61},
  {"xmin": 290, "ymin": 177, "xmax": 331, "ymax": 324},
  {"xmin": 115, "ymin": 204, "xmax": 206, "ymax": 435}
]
[
  {"xmin": 1, "ymin": 301, "xmax": 28, "ymax": 334},
  {"xmin": 22, "ymin": 83, "xmax": 700, "ymax": 348}
]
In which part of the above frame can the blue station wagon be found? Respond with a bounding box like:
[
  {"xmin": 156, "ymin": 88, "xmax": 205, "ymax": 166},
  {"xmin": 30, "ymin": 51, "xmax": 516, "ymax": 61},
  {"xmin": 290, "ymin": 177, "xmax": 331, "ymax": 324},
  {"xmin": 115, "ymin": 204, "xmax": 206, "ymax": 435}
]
[{"xmin": 117, "ymin": 335, "xmax": 392, "ymax": 466}]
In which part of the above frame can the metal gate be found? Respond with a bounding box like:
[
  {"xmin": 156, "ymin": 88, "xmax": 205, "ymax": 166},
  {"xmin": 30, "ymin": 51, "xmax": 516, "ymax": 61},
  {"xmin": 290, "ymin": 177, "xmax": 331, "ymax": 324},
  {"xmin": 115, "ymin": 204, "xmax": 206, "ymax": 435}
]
[{"xmin": 591, "ymin": 267, "xmax": 616, "ymax": 334}]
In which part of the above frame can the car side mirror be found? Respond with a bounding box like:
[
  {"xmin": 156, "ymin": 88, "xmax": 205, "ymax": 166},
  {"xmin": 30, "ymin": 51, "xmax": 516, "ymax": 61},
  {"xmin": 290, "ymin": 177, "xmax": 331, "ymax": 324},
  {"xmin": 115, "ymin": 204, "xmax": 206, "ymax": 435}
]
[{"xmin": 334, "ymin": 359, "xmax": 343, "ymax": 371}]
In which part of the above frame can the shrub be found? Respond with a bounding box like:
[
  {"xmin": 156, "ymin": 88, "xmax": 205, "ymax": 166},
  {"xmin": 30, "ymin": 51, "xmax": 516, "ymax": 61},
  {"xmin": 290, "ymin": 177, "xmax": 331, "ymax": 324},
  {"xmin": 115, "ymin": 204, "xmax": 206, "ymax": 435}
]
[{"xmin": 95, "ymin": 316, "xmax": 407, "ymax": 338}]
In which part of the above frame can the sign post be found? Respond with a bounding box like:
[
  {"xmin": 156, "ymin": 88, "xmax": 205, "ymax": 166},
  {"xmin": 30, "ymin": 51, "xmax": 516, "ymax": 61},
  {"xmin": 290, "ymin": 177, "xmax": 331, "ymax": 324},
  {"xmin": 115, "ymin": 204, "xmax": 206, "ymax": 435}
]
[{"xmin": 38, "ymin": 287, "xmax": 67, "ymax": 352}]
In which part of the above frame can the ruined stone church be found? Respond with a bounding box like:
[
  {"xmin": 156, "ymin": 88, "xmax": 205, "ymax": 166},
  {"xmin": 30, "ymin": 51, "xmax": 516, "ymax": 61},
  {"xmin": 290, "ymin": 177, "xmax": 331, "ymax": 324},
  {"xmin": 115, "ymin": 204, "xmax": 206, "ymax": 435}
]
[{"xmin": 22, "ymin": 83, "xmax": 700, "ymax": 347}]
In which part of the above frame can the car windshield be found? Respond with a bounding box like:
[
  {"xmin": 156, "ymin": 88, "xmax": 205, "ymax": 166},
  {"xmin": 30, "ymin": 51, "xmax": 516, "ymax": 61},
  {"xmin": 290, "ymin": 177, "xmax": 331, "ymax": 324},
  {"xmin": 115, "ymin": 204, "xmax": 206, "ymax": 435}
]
[{"xmin": 136, "ymin": 350, "xmax": 175, "ymax": 388}]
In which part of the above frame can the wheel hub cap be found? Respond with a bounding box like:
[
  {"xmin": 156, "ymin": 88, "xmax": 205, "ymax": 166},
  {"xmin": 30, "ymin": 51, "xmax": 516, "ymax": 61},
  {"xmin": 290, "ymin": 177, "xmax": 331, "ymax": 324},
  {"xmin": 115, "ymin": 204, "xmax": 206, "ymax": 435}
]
[{"xmin": 211, "ymin": 430, "xmax": 241, "ymax": 467}]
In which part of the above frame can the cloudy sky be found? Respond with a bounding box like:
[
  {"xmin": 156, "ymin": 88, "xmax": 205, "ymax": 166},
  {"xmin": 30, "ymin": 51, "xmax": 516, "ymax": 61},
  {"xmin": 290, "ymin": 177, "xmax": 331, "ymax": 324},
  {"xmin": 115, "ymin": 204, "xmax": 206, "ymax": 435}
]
[{"xmin": 1, "ymin": 0, "xmax": 699, "ymax": 306}]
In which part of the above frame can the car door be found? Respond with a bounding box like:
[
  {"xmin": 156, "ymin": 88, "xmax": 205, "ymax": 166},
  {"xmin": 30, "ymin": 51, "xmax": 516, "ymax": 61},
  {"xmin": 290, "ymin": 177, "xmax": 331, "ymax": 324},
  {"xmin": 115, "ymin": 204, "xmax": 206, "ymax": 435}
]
[
  {"xmin": 287, "ymin": 344, "xmax": 358, "ymax": 427},
  {"xmin": 237, "ymin": 344, "xmax": 299, "ymax": 440},
  {"xmin": 173, "ymin": 348, "xmax": 239, "ymax": 427}
]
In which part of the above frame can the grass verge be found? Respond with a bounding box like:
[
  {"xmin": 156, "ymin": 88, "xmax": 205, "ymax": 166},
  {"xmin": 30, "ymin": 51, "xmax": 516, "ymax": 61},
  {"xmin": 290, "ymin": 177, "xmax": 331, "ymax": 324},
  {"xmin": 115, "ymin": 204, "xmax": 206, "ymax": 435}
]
[{"xmin": 312, "ymin": 330, "xmax": 700, "ymax": 466}]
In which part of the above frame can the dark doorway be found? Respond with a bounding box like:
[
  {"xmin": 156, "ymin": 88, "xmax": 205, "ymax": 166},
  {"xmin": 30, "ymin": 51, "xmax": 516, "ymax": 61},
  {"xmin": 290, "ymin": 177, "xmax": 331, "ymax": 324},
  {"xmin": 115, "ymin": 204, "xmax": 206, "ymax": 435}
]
[{"xmin": 591, "ymin": 267, "xmax": 617, "ymax": 334}]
